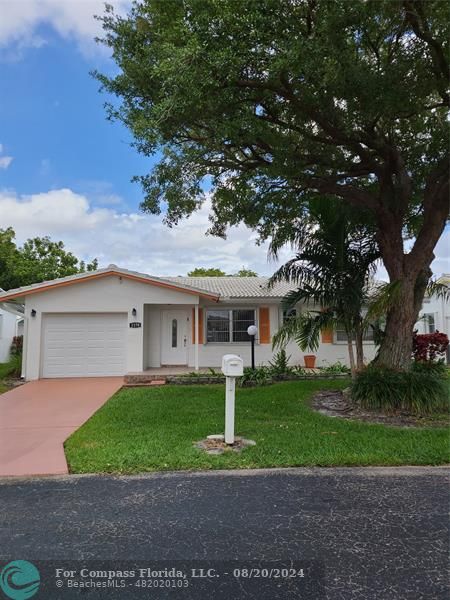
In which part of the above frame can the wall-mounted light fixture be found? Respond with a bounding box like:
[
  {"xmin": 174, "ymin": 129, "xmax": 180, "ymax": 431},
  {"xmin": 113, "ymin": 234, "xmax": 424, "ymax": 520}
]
[
  {"xmin": 132, "ymin": 308, "xmax": 137, "ymax": 317},
  {"xmin": 31, "ymin": 309, "xmax": 37, "ymax": 317}
]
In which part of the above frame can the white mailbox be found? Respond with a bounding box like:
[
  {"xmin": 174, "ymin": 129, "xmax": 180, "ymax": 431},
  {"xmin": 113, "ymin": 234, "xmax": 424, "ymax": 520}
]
[{"xmin": 222, "ymin": 354, "xmax": 244, "ymax": 377}]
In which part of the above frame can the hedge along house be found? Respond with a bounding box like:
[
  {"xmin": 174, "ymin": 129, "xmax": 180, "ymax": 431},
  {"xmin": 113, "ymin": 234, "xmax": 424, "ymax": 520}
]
[{"xmin": 0, "ymin": 265, "xmax": 380, "ymax": 380}]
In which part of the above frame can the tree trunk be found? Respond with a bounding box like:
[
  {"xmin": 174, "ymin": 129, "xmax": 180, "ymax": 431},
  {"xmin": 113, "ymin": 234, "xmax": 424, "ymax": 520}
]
[
  {"xmin": 373, "ymin": 166, "xmax": 448, "ymax": 371},
  {"xmin": 374, "ymin": 269, "xmax": 431, "ymax": 369},
  {"xmin": 355, "ymin": 325, "xmax": 364, "ymax": 371},
  {"xmin": 346, "ymin": 338, "xmax": 356, "ymax": 377}
]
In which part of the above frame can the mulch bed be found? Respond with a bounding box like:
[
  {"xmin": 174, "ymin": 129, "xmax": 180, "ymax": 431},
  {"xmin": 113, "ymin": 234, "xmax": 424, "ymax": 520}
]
[{"xmin": 311, "ymin": 389, "xmax": 449, "ymax": 428}]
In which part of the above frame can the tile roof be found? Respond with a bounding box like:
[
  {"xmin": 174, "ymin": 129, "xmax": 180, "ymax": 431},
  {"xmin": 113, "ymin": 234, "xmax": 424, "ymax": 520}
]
[
  {"xmin": 0, "ymin": 266, "xmax": 220, "ymax": 302},
  {"xmin": 164, "ymin": 277, "xmax": 297, "ymax": 298}
]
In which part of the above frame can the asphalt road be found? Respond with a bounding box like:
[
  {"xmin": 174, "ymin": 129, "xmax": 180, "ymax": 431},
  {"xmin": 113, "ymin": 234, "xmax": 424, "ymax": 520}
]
[{"xmin": 0, "ymin": 467, "xmax": 448, "ymax": 599}]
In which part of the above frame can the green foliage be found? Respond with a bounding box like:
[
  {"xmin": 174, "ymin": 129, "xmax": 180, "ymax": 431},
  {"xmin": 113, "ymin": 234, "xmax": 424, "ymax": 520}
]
[
  {"xmin": 10, "ymin": 335, "xmax": 23, "ymax": 357},
  {"xmin": 274, "ymin": 309, "xmax": 334, "ymax": 353},
  {"xmin": 411, "ymin": 360, "xmax": 448, "ymax": 378},
  {"xmin": 268, "ymin": 349, "xmax": 293, "ymax": 376},
  {"xmin": 238, "ymin": 366, "xmax": 272, "ymax": 387},
  {"xmin": 351, "ymin": 366, "xmax": 449, "ymax": 416},
  {"xmin": 187, "ymin": 267, "xmax": 227, "ymax": 277},
  {"xmin": 0, "ymin": 355, "xmax": 22, "ymax": 379},
  {"xmin": 234, "ymin": 268, "xmax": 258, "ymax": 277},
  {"xmin": 95, "ymin": 0, "xmax": 447, "ymax": 241},
  {"xmin": 0, "ymin": 227, "xmax": 98, "ymax": 290},
  {"xmin": 272, "ymin": 198, "xmax": 379, "ymax": 360},
  {"xmin": 187, "ymin": 267, "xmax": 257, "ymax": 277},
  {"xmin": 321, "ymin": 361, "xmax": 351, "ymax": 374}
]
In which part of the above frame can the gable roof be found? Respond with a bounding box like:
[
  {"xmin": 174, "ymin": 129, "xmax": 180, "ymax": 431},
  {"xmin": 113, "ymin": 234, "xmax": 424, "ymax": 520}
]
[
  {"xmin": 0, "ymin": 265, "xmax": 220, "ymax": 303},
  {"xmin": 164, "ymin": 277, "xmax": 297, "ymax": 298}
]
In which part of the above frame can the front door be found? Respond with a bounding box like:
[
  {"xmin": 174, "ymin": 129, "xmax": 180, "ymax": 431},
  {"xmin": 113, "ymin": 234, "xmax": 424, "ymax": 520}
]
[{"xmin": 161, "ymin": 310, "xmax": 189, "ymax": 365}]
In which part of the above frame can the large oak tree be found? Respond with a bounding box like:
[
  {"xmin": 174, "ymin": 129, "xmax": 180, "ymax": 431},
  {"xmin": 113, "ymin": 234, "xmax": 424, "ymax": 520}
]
[{"xmin": 96, "ymin": 0, "xmax": 449, "ymax": 369}]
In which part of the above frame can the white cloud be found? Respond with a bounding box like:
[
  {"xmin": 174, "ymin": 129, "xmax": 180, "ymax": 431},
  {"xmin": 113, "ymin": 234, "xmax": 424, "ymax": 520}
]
[
  {"xmin": 0, "ymin": 187, "xmax": 447, "ymax": 279},
  {"xmin": 0, "ymin": 188, "xmax": 285, "ymax": 276},
  {"xmin": 0, "ymin": 0, "xmax": 130, "ymax": 59},
  {"xmin": 0, "ymin": 156, "xmax": 13, "ymax": 169},
  {"xmin": 0, "ymin": 143, "xmax": 13, "ymax": 169}
]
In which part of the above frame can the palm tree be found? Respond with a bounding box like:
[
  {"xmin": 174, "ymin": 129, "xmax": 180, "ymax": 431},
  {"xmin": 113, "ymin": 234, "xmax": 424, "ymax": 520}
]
[{"xmin": 271, "ymin": 198, "xmax": 380, "ymax": 375}]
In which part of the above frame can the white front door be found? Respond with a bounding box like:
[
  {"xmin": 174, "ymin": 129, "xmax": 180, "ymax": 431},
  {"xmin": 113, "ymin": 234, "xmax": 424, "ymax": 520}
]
[{"xmin": 161, "ymin": 310, "xmax": 189, "ymax": 365}]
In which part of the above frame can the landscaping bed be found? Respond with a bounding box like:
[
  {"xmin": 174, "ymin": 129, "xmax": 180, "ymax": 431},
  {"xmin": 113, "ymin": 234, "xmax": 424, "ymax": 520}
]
[
  {"xmin": 312, "ymin": 389, "xmax": 449, "ymax": 428},
  {"xmin": 167, "ymin": 371, "xmax": 349, "ymax": 386},
  {"xmin": 65, "ymin": 379, "xmax": 449, "ymax": 474}
]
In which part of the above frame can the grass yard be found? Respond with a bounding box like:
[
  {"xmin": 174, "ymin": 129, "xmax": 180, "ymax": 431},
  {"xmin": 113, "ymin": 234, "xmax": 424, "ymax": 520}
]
[
  {"xmin": 65, "ymin": 380, "xmax": 450, "ymax": 474},
  {"xmin": 65, "ymin": 380, "xmax": 449, "ymax": 474},
  {"xmin": 0, "ymin": 360, "xmax": 20, "ymax": 394}
]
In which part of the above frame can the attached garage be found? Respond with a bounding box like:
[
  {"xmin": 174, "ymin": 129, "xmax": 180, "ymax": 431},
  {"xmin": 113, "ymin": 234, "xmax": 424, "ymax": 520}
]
[{"xmin": 41, "ymin": 313, "xmax": 127, "ymax": 378}]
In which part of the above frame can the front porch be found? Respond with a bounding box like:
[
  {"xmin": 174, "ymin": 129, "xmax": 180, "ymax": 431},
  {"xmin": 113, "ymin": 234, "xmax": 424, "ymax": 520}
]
[{"xmin": 143, "ymin": 304, "xmax": 204, "ymax": 372}]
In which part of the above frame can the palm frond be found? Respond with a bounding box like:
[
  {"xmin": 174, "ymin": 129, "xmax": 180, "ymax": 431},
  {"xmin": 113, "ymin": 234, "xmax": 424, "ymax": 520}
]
[
  {"xmin": 365, "ymin": 281, "xmax": 403, "ymax": 322},
  {"xmin": 426, "ymin": 280, "xmax": 450, "ymax": 301},
  {"xmin": 272, "ymin": 310, "xmax": 336, "ymax": 352}
]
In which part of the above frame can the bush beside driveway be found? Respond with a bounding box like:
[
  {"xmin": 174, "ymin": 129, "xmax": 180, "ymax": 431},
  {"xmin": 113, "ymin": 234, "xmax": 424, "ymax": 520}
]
[{"xmin": 65, "ymin": 380, "xmax": 449, "ymax": 474}]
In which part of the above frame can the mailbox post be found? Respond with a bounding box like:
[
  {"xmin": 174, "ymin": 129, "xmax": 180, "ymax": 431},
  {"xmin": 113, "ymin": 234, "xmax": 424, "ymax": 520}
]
[{"xmin": 221, "ymin": 354, "xmax": 244, "ymax": 445}]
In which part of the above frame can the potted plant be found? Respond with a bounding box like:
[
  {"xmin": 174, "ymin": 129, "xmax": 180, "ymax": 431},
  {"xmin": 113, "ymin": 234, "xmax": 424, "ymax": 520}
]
[{"xmin": 303, "ymin": 354, "xmax": 316, "ymax": 369}]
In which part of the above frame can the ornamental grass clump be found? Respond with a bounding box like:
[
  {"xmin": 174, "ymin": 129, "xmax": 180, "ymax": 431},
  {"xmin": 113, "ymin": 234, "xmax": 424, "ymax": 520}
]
[{"xmin": 351, "ymin": 365, "xmax": 449, "ymax": 416}]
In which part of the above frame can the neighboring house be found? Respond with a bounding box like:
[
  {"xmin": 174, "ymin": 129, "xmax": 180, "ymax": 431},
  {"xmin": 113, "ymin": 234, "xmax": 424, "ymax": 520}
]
[
  {"xmin": 0, "ymin": 307, "xmax": 19, "ymax": 363},
  {"xmin": 414, "ymin": 274, "xmax": 450, "ymax": 337},
  {"xmin": 0, "ymin": 265, "xmax": 448, "ymax": 380}
]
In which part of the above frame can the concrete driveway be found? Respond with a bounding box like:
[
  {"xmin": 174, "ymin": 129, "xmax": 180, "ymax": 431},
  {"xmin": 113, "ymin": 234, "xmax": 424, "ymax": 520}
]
[{"xmin": 0, "ymin": 378, "xmax": 123, "ymax": 477}]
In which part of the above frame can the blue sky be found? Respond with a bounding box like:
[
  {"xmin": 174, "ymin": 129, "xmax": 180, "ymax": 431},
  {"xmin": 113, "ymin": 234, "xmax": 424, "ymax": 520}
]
[
  {"xmin": 0, "ymin": 0, "xmax": 278, "ymax": 276},
  {"xmin": 0, "ymin": 20, "xmax": 149, "ymax": 209},
  {"xmin": 0, "ymin": 1, "xmax": 448, "ymax": 278}
]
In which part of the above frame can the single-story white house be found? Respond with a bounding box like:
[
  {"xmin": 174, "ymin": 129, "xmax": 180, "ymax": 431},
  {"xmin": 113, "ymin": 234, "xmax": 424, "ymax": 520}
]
[{"xmin": 0, "ymin": 266, "xmax": 448, "ymax": 380}]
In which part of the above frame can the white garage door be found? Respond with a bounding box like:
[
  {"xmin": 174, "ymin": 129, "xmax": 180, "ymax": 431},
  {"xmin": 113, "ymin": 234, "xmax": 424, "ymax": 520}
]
[{"xmin": 42, "ymin": 313, "xmax": 127, "ymax": 378}]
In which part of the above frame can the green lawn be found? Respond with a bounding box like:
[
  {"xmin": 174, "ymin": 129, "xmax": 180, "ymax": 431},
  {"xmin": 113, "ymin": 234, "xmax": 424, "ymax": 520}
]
[
  {"xmin": 0, "ymin": 361, "xmax": 17, "ymax": 394},
  {"xmin": 65, "ymin": 380, "xmax": 450, "ymax": 474}
]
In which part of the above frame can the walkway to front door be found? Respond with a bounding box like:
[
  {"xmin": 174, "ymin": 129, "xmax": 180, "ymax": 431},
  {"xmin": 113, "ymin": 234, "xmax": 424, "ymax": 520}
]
[{"xmin": 0, "ymin": 378, "xmax": 123, "ymax": 477}]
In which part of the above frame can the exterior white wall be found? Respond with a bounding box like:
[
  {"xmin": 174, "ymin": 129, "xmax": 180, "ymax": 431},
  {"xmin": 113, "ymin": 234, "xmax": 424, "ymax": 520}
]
[
  {"xmin": 415, "ymin": 294, "xmax": 450, "ymax": 336},
  {"xmin": 183, "ymin": 302, "xmax": 378, "ymax": 369},
  {"xmin": 0, "ymin": 308, "xmax": 17, "ymax": 363},
  {"xmin": 23, "ymin": 276, "xmax": 200, "ymax": 380}
]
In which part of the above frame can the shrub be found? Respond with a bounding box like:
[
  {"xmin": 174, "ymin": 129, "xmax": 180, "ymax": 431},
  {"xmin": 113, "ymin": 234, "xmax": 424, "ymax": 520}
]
[
  {"xmin": 268, "ymin": 349, "xmax": 293, "ymax": 376},
  {"xmin": 321, "ymin": 361, "xmax": 350, "ymax": 374},
  {"xmin": 351, "ymin": 365, "xmax": 449, "ymax": 415},
  {"xmin": 411, "ymin": 360, "xmax": 448, "ymax": 378},
  {"xmin": 10, "ymin": 335, "xmax": 23, "ymax": 357},
  {"xmin": 239, "ymin": 366, "xmax": 272, "ymax": 387},
  {"xmin": 412, "ymin": 331, "xmax": 449, "ymax": 362}
]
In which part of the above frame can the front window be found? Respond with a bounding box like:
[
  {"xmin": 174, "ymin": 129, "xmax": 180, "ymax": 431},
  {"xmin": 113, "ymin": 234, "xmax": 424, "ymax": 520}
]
[
  {"xmin": 206, "ymin": 309, "xmax": 256, "ymax": 343},
  {"xmin": 206, "ymin": 310, "xmax": 230, "ymax": 343},
  {"xmin": 423, "ymin": 313, "xmax": 436, "ymax": 333},
  {"xmin": 335, "ymin": 324, "xmax": 375, "ymax": 342}
]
